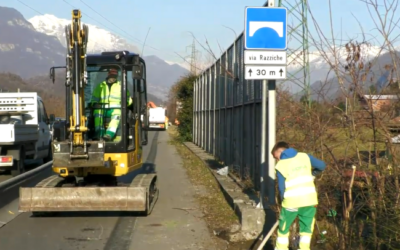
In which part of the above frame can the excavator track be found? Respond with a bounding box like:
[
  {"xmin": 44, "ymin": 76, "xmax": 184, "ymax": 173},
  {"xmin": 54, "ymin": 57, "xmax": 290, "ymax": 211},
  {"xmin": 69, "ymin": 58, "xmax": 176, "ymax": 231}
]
[
  {"xmin": 29, "ymin": 176, "xmax": 67, "ymax": 217},
  {"xmin": 130, "ymin": 173, "xmax": 159, "ymax": 215},
  {"xmin": 35, "ymin": 175, "xmax": 65, "ymax": 188}
]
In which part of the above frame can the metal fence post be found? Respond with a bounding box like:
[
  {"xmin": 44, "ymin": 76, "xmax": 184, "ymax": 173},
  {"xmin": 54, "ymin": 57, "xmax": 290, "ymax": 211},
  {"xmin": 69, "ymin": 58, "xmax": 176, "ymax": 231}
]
[
  {"xmin": 208, "ymin": 68, "xmax": 212, "ymax": 153},
  {"xmin": 213, "ymin": 63, "xmax": 217, "ymax": 156},
  {"xmin": 193, "ymin": 79, "xmax": 196, "ymax": 144}
]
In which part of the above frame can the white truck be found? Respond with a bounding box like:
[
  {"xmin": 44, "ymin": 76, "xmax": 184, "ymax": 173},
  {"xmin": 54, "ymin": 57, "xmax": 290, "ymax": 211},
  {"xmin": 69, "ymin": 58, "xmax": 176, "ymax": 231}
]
[
  {"xmin": 0, "ymin": 92, "xmax": 53, "ymax": 176},
  {"xmin": 149, "ymin": 107, "xmax": 168, "ymax": 130}
]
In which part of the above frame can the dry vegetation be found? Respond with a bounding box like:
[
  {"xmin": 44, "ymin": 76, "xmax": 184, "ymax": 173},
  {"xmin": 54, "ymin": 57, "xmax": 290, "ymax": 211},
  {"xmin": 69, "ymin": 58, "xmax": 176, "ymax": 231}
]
[
  {"xmin": 270, "ymin": 0, "xmax": 400, "ymax": 248},
  {"xmin": 0, "ymin": 72, "xmax": 66, "ymax": 117}
]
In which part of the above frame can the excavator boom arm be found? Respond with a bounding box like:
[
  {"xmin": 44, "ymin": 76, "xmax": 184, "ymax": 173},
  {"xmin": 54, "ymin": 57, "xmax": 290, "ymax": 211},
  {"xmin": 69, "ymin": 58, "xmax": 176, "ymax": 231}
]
[{"xmin": 66, "ymin": 9, "xmax": 89, "ymax": 145}]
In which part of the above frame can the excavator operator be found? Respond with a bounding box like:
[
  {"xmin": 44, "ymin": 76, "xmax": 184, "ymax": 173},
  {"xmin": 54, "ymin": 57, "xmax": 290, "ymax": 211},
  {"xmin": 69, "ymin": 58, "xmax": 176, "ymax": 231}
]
[{"xmin": 91, "ymin": 68, "xmax": 133, "ymax": 141}]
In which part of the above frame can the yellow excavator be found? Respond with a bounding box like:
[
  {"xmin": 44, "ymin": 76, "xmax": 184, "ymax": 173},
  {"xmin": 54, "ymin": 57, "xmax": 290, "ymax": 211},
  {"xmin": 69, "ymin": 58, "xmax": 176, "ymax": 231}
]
[{"xmin": 19, "ymin": 9, "xmax": 158, "ymax": 215}]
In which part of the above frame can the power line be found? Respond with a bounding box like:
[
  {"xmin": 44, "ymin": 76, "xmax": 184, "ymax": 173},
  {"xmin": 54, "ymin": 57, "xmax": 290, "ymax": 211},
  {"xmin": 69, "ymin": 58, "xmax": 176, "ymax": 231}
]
[
  {"xmin": 141, "ymin": 27, "xmax": 152, "ymax": 57},
  {"xmin": 61, "ymin": 0, "xmax": 115, "ymax": 34},
  {"xmin": 66, "ymin": 0, "xmax": 183, "ymax": 60},
  {"xmin": 16, "ymin": 0, "xmax": 102, "ymax": 49},
  {"xmin": 79, "ymin": 0, "xmax": 143, "ymax": 44},
  {"xmin": 63, "ymin": 0, "xmax": 167, "ymax": 57},
  {"xmin": 78, "ymin": 0, "xmax": 175, "ymax": 54},
  {"xmin": 16, "ymin": 0, "xmax": 195, "ymax": 64},
  {"xmin": 16, "ymin": 0, "xmax": 44, "ymax": 15}
]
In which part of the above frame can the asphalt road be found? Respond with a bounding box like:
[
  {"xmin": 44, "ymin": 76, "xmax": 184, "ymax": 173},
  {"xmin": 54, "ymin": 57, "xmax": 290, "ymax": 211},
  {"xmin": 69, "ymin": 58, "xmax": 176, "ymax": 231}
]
[
  {"xmin": 0, "ymin": 159, "xmax": 44, "ymax": 183},
  {"xmin": 0, "ymin": 131, "xmax": 216, "ymax": 250}
]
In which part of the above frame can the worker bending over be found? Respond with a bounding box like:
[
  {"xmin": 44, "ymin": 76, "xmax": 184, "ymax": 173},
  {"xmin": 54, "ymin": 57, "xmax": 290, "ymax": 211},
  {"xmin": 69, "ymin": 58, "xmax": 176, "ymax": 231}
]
[
  {"xmin": 91, "ymin": 68, "xmax": 132, "ymax": 141},
  {"xmin": 271, "ymin": 141, "xmax": 326, "ymax": 250}
]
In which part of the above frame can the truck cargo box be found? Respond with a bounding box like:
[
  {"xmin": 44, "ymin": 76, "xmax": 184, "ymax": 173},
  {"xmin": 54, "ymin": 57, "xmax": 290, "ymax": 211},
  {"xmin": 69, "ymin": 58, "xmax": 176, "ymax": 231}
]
[
  {"xmin": 0, "ymin": 124, "xmax": 39, "ymax": 144},
  {"xmin": 0, "ymin": 92, "xmax": 40, "ymax": 144}
]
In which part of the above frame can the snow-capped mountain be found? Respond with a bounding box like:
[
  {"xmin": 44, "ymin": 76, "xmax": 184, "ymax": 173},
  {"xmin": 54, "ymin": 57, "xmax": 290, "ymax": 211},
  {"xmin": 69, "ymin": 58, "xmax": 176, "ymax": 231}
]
[
  {"xmin": 0, "ymin": 7, "xmax": 66, "ymax": 78},
  {"xmin": 176, "ymin": 40, "xmax": 384, "ymax": 91},
  {"xmin": 286, "ymin": 43, "xmax": 383, "ymax": 73},
  {"xmin": 279, "ymin": 43, "xmax": 386, "ymax": 93},
  {"xmin": 28, "ymin": 14, "xmax": 190, "ymax": 100},
  {"xmin": 29, "ymin": 14, "xmax": 140, "ymax": 54},
  {"xmin": 165, "ymin": 60, "xmax": 190, "ymax": 71},
  {"xmin": 27, "ymin": 13, "xmax": 393, "ymax": 97},
  {"xmin": 287, "ymin": 44, "xmax": 398, "ymax": 100}
]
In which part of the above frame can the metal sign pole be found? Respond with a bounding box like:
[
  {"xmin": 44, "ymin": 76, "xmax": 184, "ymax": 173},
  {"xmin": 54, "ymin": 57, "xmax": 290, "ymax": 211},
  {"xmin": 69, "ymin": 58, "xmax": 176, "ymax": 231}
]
[
  {"xmin": 267, "ymin": 0, "xmax": 276, "ymax": 207},
  {"xmin": 260, "ymin": 79, "xmax": 267, "ymax": 208},
  {"xmin": 261, "ymin": 0, "xmax": 276, "ymax": 209},
  {"xmin": 267, "ymin": 78, "xmax": 276, "ymax": 206},
  {"xmin": 243, "ymin": 0, "xmax": 286, "ymax": 209}
]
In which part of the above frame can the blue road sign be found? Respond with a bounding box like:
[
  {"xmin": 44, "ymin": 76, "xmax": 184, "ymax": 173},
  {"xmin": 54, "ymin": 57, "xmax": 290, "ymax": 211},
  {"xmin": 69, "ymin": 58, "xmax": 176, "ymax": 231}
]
[{"xmin": 244, "ymin": 7, "xmax": 288, "ymax": 50}]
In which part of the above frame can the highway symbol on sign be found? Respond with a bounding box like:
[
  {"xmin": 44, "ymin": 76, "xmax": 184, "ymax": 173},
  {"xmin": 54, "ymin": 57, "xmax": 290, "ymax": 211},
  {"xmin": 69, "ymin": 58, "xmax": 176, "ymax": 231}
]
[
  {"xmin": 244, "ymin": 65, "xmax": 287, "ymax": 80},
  {"xmin": 244, "ymin": 7, "xmax": 288, "ymax": 50},
  {"xmin": 244, "ymin": 50, "xmax": 287, "ymax": 65}
]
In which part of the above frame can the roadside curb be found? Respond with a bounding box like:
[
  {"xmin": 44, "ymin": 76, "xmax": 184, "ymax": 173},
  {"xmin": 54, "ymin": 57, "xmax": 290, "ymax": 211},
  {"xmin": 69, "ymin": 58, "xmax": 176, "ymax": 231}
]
[{"xmin": 183, "ymin": 142, "xmax": 265, "ymax": 238}]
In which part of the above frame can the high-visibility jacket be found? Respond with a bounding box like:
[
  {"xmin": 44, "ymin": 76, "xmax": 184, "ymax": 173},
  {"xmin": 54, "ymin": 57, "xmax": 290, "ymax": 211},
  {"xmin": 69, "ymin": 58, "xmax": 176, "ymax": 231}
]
[
  {"xmin": 275, "ymin": 152, "xmax": 318, "ymax": 208},
  {"xmin": 91, "ymin": 81, "xmax": 132, "ymax": 136}
]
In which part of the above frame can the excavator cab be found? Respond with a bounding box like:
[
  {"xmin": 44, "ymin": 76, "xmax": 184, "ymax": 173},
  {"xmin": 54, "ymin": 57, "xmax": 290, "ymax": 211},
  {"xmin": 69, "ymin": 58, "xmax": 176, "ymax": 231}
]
[
  {"xmin": 19, "ymin": 10, "xmax": 158, "ymax": 215},
  {"xmin": 83, "ymin": 54, "xmax": 149, "ymax": 148}
]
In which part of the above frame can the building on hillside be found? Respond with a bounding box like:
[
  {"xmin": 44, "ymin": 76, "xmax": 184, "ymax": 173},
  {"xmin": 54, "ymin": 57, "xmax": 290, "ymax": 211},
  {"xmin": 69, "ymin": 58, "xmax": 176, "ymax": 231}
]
[{"xmin": 360, "ymin": 95, "xmax": 399, "ymax": 112}]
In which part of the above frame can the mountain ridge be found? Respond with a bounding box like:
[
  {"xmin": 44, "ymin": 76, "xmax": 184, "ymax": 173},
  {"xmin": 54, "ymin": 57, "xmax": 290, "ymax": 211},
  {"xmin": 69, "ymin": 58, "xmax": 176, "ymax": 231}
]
[
  {"xmin": 28, "ymin": 13, "xmax": 190, "ymax": 100},
  {"xmin": 0, "ymin": 7, "xmax": 65, "ymax": 78},
  {"xmin": 29, "ymin": 14, "xmax": 140, "ymax": 54}
]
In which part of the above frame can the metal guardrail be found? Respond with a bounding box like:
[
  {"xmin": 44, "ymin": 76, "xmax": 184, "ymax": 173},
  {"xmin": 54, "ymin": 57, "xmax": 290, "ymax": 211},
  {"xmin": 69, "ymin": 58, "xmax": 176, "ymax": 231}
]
[{"xmin": 0, "ymin": 161, "xmax": 52, "ymax": 191}]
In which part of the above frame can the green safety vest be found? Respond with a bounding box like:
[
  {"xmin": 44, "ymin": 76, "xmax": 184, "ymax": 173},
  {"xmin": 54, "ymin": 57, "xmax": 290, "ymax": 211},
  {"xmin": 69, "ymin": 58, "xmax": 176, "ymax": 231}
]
[
  {"xmin": 91, "ymin": 81, "xmax": 132, "ymax": 108},
  {"xmin": 275, "ymin": 152, "xmax": 318, "ymax": 208}
]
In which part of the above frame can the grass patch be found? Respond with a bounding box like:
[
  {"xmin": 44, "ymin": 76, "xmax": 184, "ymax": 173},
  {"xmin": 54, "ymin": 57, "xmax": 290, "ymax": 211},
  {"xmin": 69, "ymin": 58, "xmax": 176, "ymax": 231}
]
[{"xmin": 167, "ymin": 126, "xmax": 239, "ymax": 232}]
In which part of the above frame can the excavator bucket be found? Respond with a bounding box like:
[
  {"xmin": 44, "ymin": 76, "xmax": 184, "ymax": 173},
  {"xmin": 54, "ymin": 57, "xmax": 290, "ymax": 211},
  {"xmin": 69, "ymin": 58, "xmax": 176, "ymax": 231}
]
[{"xmin": 19, "ymin": 186, "xmax": 147, "ymax": 212}]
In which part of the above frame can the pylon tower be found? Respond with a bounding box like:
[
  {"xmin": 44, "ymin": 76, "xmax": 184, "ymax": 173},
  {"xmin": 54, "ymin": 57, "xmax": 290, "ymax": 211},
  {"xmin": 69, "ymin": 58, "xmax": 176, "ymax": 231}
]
[
  {"xmin": 278, "ymin": 0, "xmax": 311, "ymax": 100},
  {"xmin": 189, "ymin": 39, "xmax": 197, "ymax": 75}
]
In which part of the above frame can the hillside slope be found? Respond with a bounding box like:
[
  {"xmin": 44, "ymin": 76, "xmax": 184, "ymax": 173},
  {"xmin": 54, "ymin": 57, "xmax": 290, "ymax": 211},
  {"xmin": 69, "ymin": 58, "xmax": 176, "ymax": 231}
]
[
  {"xmin": 29, "ymin": 14, "xmax": 140, "ymax": 54},
  {"xmin": 2, "ymin": 72, "xmax": 163, "ymax": 117},
  {"xmin": 0, "ymin": 73, "xmax": 65, "ymax": 116},
  {"xmin": 0, "ymin": 7, "xmax": 65, "ymax": 78},
  {"xmin": 28, "ymin": 13, "xmax": 190, "ymax": 100},
  {"xmin": 0, "ymin": 7, "xmax": 187, "ymax": 101}
]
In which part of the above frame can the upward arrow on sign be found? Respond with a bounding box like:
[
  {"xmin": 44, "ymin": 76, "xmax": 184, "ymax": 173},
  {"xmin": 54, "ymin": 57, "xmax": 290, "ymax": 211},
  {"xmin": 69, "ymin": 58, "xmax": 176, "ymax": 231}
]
[{"xmin": 248, "ymin": 69, "xmax": 253, "ymax": 76}]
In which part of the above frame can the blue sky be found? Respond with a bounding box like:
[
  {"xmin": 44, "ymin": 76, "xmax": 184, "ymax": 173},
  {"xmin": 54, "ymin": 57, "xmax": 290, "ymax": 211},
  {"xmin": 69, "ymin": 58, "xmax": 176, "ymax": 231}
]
[{"xmin": 0, "ymin": 0, "xmax": 397, "ymax": 64}]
